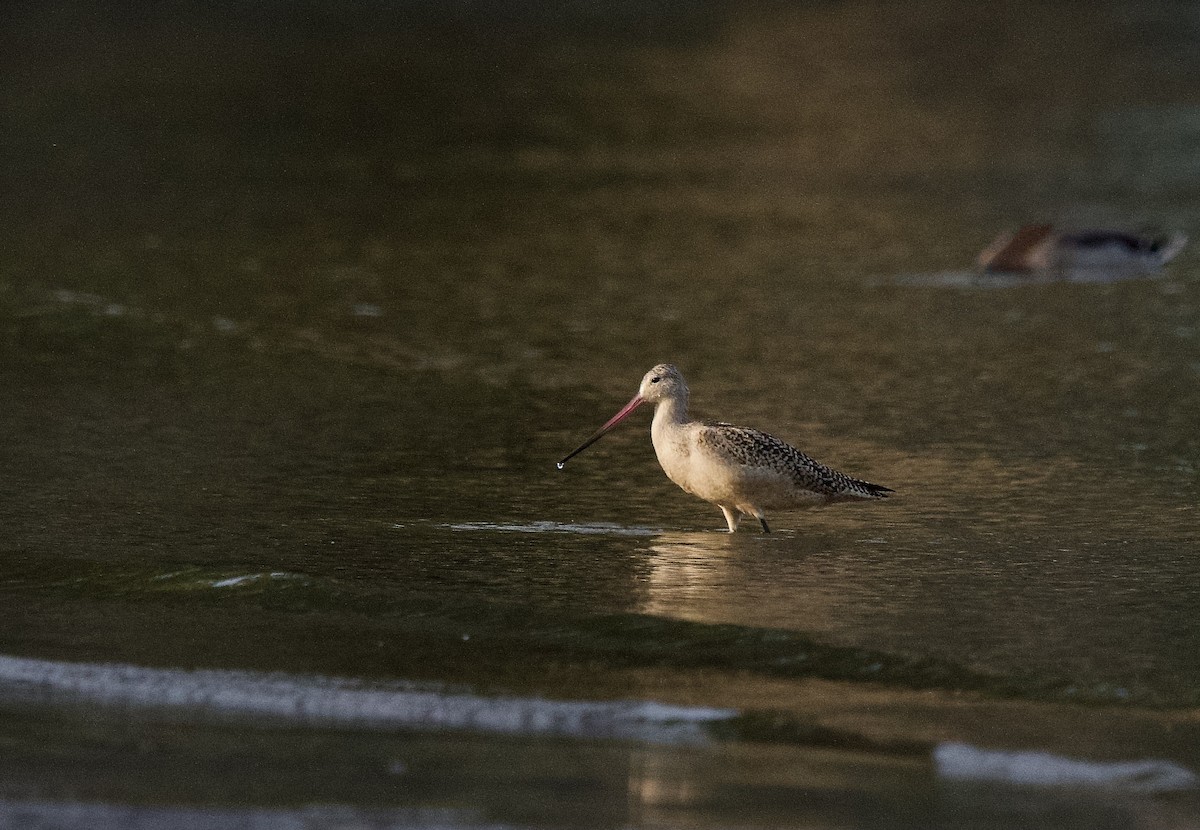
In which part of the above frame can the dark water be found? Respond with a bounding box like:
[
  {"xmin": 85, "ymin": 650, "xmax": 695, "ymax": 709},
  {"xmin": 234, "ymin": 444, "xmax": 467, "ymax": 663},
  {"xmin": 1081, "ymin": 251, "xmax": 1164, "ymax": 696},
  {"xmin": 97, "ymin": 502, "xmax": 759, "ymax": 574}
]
[{"xmin": 2, "ymin": 1, "xmax": 1200, "ymax": 827}]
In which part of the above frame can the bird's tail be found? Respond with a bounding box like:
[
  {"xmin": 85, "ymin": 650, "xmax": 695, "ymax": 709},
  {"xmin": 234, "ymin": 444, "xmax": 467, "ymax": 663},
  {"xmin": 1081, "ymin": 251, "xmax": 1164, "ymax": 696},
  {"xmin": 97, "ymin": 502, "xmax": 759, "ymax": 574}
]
[
  {"xmin": 1151, "ymin": 232, "xmax": 1188, "ymax": 264},
  {"xmin": 841, "ymin": 478, "xmax": 894, "ymax": 500}
]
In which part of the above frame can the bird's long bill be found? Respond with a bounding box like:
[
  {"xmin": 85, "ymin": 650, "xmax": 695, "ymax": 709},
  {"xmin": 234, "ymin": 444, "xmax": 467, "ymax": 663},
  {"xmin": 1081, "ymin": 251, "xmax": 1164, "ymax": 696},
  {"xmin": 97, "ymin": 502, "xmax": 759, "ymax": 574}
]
[{"xmin": 557, "ymin": 394, "xmax": 644, "ymax": 468}]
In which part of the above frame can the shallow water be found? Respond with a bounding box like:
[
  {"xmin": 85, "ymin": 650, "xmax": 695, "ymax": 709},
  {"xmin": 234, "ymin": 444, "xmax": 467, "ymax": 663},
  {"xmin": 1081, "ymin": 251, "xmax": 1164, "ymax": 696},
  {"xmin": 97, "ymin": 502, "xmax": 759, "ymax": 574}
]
[{"xmin": 2, "ymin": 0, "xmax": 1200, "ymax": 827}]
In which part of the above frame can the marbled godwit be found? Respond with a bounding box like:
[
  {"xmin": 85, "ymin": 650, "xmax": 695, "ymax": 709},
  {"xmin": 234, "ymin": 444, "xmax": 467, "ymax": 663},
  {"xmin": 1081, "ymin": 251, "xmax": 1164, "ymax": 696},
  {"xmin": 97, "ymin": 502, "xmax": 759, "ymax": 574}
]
[
  {"xmin": 557, "ymin": 364, "xmax": 893, "ymax": 533},
  {"xmin": 978, "ymin": 224, "xmax": 1187, "ymax": 275}
]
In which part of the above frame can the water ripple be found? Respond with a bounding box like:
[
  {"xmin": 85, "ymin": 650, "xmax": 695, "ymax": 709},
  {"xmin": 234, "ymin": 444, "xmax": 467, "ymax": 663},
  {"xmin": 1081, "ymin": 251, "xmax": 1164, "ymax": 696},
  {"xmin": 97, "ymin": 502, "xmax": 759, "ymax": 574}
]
[
  {"xmin": 0, "ymin": 654, "xmax": 734, "ymax": 745},
  {"xmin": 0, "ymin": 801, "xmax": 505, "ymax": 830},
  {"xmin": 935, "ymin": 742, "xmax": 1197, "ymax": 793}
]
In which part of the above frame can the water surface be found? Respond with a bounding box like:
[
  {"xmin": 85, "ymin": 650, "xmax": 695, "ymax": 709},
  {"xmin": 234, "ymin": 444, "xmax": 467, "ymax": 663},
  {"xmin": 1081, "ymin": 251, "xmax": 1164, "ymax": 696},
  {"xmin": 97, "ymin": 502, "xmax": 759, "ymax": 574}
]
[{"xmin": 2, "ymin": 0, "xmax": 1199, "ymax": 827}]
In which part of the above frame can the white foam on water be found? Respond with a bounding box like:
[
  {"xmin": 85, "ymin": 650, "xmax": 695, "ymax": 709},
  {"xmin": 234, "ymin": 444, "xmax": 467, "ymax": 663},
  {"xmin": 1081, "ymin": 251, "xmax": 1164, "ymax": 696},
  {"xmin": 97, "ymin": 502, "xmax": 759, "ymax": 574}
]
[
  {"xmin": 446, "ymin": 521, "xmax": 660, "ymax": 537},
  {"xmin": 53, "ymin": 288, "xmax": 112, "ymax": 306},
  {"xmin": 0, "ymin": 801, "xmax": 508, "ymax": 830},
  {"xmin": 143, "ymin": 571, "xmax": 308, "ymax": 591},
  {"xmin": 871, "ymin": 271, "xmax": 1028, "ymax": 288},
  {"xmin": 208, "ymin": 572, "xmax": 302, "ymax": 588},
  {"xmin": 0, "ymin": 654, "xmax": 735, "ymax": 744},
  {"xmin": 879, "ymin": 267, "xmax": 1169, "ymax": 289},
  {"xmin": 209, "ymin": 574, "xmax": 265, "ymax": 588},
  {"xmin": 934, "ymin": 742, "xmax": 1198, "ymax": 793}
]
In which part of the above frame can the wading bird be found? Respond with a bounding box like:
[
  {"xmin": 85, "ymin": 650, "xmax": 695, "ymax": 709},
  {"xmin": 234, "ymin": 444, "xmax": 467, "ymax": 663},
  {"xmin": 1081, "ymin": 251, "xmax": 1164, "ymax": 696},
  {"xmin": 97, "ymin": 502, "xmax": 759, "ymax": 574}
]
[{"xmin": 558, "ymin": 364, "xmax": 893, "ymax": 533}]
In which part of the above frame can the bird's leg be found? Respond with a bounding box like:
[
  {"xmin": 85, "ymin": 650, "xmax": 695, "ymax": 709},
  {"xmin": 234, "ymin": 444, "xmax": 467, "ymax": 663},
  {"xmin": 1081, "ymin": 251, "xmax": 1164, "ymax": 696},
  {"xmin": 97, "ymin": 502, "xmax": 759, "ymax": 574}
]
[
  {"xmin": 753, "ymin": 510, "xmax": 771, "ymax": 533},
  {"xmin": 719, "ymin": 506, "xmax": 740, "ymax": 533}
]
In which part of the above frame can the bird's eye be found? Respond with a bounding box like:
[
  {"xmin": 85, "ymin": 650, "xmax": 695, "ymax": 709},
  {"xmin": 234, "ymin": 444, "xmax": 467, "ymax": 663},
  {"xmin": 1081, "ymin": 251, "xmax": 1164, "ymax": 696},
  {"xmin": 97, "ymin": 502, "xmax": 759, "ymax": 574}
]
[{"xmin": 650, "ymin": 376, "xmax": 661, "ymax": 384}]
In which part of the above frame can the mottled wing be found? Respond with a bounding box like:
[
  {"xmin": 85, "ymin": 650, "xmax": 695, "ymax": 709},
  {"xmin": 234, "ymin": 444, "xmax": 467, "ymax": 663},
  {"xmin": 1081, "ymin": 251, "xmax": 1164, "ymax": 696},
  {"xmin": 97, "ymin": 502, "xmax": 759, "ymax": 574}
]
[{"xmin": 698, "ymin": 422, "xmax": 891, "ymax": 499}]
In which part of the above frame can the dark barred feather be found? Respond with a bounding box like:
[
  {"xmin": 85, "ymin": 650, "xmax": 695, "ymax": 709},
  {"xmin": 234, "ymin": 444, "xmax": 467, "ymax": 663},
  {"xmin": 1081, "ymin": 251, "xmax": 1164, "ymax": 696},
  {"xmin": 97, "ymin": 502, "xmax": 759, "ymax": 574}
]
[{"xmin": 698, "ymin": 422, "xmax": 892, "ymax": 500}]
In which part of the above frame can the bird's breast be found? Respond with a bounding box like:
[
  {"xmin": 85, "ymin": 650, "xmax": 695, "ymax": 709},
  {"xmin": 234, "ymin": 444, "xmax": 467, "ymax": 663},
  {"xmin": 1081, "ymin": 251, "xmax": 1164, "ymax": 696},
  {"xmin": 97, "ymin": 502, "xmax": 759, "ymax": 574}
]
[
  {"xmin": 652, "ymin": 429, "xmax": 693, "ymax": 489},
  {"xmin": 652, "ymin": 429, "xmax": 743, "ymax": 503}
]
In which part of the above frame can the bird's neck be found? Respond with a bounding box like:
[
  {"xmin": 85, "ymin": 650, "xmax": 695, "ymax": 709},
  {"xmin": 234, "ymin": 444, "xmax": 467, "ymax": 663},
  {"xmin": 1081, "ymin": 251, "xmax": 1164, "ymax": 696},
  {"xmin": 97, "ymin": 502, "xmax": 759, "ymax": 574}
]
[{"xmin": 651, "ymin": 395, "xmax": 689, "ymax": 432}]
